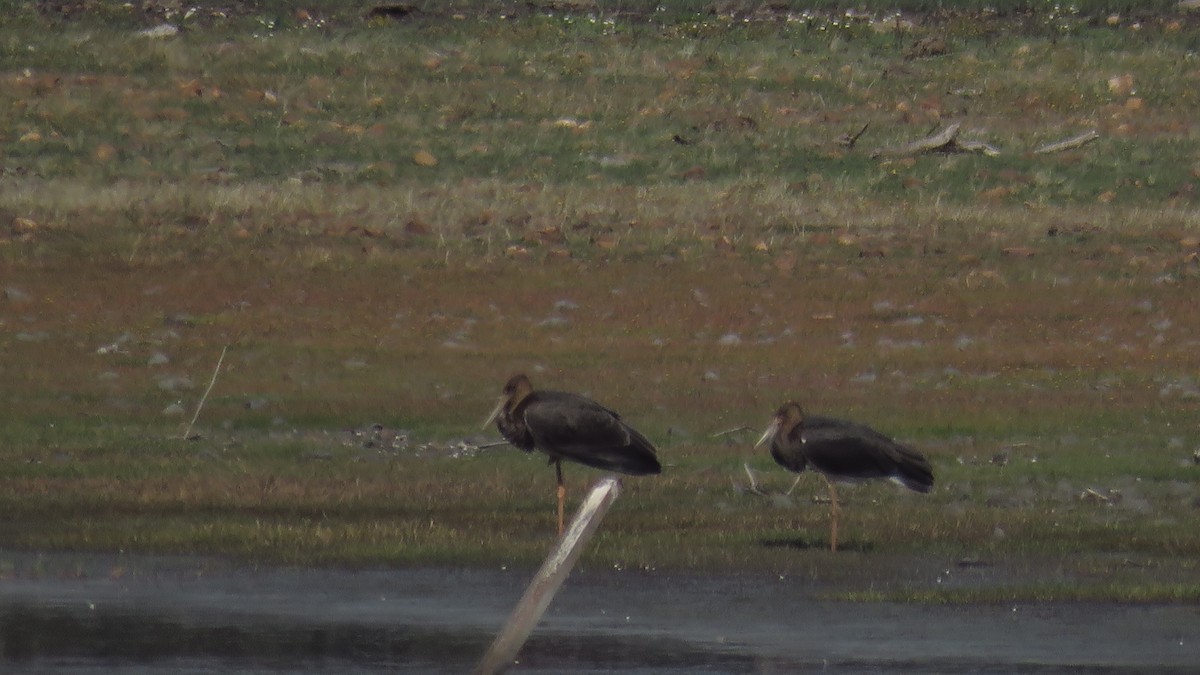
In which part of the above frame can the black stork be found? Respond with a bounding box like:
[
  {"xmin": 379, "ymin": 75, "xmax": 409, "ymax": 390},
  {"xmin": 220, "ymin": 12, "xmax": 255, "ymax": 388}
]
[
  {"xmin": 483, "ymin": 373, "xmax": 661, "ymax": 535},
  {"xmin": 754, "ymin": 401, "xmax": 933, "ymax": 552}
]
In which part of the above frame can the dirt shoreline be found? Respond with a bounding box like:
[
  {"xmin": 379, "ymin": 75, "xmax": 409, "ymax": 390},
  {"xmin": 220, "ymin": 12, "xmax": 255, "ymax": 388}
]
[{"xmin": 1, "ymin": 550, "xmax": 1196, "ymax": 673}]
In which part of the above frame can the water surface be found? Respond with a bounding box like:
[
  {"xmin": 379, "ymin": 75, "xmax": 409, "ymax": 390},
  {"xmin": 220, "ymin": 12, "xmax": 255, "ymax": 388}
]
[{"xmin": 1, "ymin": 551, "xmax": 1195, "ymax": 673}]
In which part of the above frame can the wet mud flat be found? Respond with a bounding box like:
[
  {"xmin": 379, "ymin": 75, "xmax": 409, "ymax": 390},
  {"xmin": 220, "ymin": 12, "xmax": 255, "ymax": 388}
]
[{"xmin": 0, "ymin": 551, "xmax": 1196, "ymax": 673}]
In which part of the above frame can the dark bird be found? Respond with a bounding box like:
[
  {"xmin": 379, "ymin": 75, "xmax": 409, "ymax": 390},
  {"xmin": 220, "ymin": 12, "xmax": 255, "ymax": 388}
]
[
  {"xmin": 755, "ymin": 401, "xmax": 933, "ymax": 552},
  {"xmin": 483, "ymin": 373, "xmax": 661, "ymax": 535}
]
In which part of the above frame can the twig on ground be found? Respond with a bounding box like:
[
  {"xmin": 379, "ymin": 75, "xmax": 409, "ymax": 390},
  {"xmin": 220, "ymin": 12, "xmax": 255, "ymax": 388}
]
[
  {"xmin": 956, "ymin": 139, "xmax": 1002, "ymax": 156},
  {"xmin": 183, "ymin": 345, "xmax": 228, "ymax": 440},
  {"xmin": 742, "ymin": 462, "xmax": 768, "ymax": 497},
  {"xmin": 837, "ymin": 122, "xmax": 870, "ymax": 149},
  {"xmin": 1033, "ymin": 130, "xmax": 1100, "ymax": 154},
  {"xmin": 711, "ymin": 425, "xmax": 753, "ymax": 438},
  {"xmin": 784, "ymin": 475, "xmax": 803, "ymax": 496},
  {"xmin": 873, "ymin": 122, "xmax": 1001, "ymax": 158},
  {"xmin": 874, "ymin": 122, "xmax": 961, "ymax": 157}
]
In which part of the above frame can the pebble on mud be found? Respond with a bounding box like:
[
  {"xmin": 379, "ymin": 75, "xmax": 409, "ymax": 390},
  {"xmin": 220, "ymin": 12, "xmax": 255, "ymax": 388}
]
[
  {"xmin": 244, "ymin": 398, "xmax": 269, "ymax": 411},
  {"xmin": 157, "ymin": 375, "xmax": 195, "ymax": 392},
  {"xmin": 4, "ymin": 286, "xmax": 32, "ymax": 303}
]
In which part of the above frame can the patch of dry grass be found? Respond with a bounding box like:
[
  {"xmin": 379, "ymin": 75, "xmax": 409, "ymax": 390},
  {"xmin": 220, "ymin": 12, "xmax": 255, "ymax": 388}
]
[{"xmin": 3, "ymin": 7, "xmax": 1198, "ymax": 263}]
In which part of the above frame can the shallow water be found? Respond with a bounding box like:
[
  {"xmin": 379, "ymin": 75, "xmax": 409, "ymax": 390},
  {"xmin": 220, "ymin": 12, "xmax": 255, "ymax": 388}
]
[{"xmin": 1, "ymin": 551, "xmax": 1196, "ymax": 673}]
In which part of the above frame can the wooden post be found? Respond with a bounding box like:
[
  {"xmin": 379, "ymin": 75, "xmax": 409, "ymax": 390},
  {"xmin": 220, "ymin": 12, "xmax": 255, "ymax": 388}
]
[{"xmin": 473, "ymin": 477, "xmax": 622, "ymax": 675}]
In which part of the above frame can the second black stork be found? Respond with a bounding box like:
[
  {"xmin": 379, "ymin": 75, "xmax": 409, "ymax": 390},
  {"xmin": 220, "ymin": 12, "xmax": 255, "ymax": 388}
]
[
  {"xmin": 755, "ymin": 401, "xmax": 933, "ymax": 552},
  {"xmin": 484, "ymin": 373, "xmax": 661, "ymax": 535}
]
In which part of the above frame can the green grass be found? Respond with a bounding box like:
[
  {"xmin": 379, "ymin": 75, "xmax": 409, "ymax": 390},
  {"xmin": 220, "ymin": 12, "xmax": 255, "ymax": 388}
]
[
  {"xmin": 841, "ymin": 582, "xmax": 1200, "ymax": 604},
  {"xmin": 5, "ymin": 8, "xmax": 1199, "ymax": 191}
]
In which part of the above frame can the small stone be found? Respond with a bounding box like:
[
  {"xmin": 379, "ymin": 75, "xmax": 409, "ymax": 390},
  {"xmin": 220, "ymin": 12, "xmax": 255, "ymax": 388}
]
[
  {"xmin": 11, "ymin": 218, "xmax": 39, "ymax": 235},
  {"xmin": 412, "ymin": 150, "xmax": 438, "ymax": 167},
  {"xmin": 1107, "ymin": 74, "xmax": 1134, "ymax": 96},
  {"xmin": 164, "ymin": 313, "xmax": 196, "ymax": 327},
  {"xmin": 162, "ymin": 402, "xmax": 186, "ymax": 416},
  {"xmin": 244, "ymin": 398, "xmax": 269, "ymax": 410},
  {"xmin": 4, "ymin": 287, "xmax": 32, "ymax": 303},
  {"xmin": 147, "ymin": 352, "xmax": 170, "ymax": 366},
  {"xmin": 137, "ymin": 23, "xmax": 179, "ymax": 39},
  {"xmin": 157, "ymin": 375, "xmax": 194, "ymax": 392},
  {"xmin": 93, "ymin": 144, "xmax": 118, "ymax": 162}
]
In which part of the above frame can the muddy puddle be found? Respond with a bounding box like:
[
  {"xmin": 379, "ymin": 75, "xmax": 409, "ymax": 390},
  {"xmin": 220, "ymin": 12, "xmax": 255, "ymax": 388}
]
[{"xmin": 1, "ymin": 550, "xmax": 1196, "ymax": 673}]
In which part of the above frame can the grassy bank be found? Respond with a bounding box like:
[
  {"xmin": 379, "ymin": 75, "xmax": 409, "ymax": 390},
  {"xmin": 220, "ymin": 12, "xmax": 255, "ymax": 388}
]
[{"xmin": 1, "ymin": 3, "xmax": 1198, "ymax": 601}]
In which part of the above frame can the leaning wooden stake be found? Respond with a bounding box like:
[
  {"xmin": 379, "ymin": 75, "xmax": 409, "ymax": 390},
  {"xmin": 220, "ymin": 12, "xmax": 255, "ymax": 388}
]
[{"xmin": 474, "ymin": 477, "xmax": 622, "ymax": 675}]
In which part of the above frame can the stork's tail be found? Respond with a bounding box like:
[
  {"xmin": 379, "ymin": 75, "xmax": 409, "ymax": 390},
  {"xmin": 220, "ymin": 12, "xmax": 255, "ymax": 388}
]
[{"xmin": 895, "ymin": 446, "xmax": 934, "ymax": 493}]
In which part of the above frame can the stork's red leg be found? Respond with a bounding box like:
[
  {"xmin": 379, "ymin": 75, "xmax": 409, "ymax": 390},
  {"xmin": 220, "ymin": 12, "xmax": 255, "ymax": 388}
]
[
  {"xmin": 825, "ymin": 477, "xmax": 840, "ymax": 552},
  {"xmin": 555, "ymin": 459, "xmax": 566, "ymax": 536}
]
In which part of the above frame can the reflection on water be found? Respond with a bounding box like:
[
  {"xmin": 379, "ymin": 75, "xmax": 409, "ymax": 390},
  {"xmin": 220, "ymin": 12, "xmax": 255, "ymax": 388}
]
[
  {"xmin": 0, "ymin": 603, "xmax": 755, "ymax": 674},
  {"xmin": 2, "ymin": 604, "xmax": 481, "ymax": 673},
  {"xmin": 1, "ymin": 551, "xmax": 1197, "ymax": 673}
]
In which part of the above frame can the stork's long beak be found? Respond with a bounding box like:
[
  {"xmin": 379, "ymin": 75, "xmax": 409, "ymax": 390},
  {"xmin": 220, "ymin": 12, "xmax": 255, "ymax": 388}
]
[
  {"xmin": 482, "ymin": 397, "xmax": 506, "ymax": 430},
  {"xmin": 754, "ymin": 418, "xmax": 780, "ymax": 450}
]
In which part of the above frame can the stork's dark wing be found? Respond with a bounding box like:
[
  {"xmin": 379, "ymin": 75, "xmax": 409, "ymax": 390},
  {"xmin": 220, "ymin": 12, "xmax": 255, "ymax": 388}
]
[
  {"xmin": 801, "ymin": 416, "xmax": 932, "ymax": 491},
  {"xmin": 522, "ymin": 391, "xmax": 661, "ymax": 475},
  {"xmin": 769, "ymin": 436, "xmax": 809, "ymax": 474}
]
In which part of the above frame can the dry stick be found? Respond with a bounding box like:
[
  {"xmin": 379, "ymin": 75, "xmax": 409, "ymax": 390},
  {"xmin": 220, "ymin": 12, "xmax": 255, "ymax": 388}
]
[
  {"xmin": 1033, "ymin": 130, "xmax": 1100, "ymax": 154},
  {"xmin": 710, "ymin": 425, "xmax": 753, "ymax": 438},
  {"xmin": 874, "ymin": 122, "xmax": 1003, "ymax": 157},
  {"xmin": 183, "ymin": 345, "xmax": 228, "ymax": 440},
  {"xmin": 957, "ymin": 139, "xmax": 1002, "ymax": 157},
  {"xmin": 127, "ymin": 234, "xmax": 144, "ymax": 265},
  {"xmin": 906, "ymin": 121, "xmax": 961, "ymax": 153},
  {"xmin": 784, "ymin": 474, "xmax": 804, "ymax": 496},
  {"xmin": 742, "ymin": 462, "xmax": 767, "ymax": 496},
  {"xmin": 837, "ymin": 122, "xmax": 870, "ymax": 149}
]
